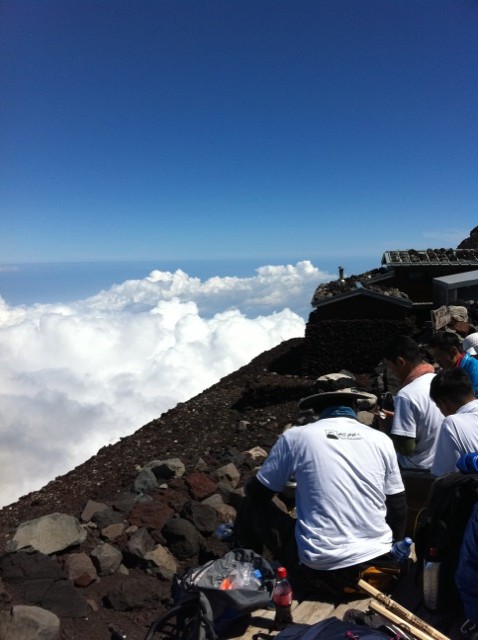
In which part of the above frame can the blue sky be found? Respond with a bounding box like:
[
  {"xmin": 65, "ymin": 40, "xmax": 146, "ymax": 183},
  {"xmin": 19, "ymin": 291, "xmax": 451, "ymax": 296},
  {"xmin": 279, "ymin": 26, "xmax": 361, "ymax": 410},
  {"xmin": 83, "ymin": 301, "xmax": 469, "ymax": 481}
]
[{"xmin": 1, "ymin": 0, "xmax": 476, "ymax": 264}]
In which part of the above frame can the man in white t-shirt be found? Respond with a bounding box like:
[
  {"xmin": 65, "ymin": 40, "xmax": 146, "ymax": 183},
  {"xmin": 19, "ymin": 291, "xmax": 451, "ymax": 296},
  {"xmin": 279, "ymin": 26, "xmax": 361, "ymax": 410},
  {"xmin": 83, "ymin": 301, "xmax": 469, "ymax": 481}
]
[
  {"xmin": 234, "ymin": 388, "xmax": 406, "ymax": 597},
  {"xmin": 430, "ymin": 368, "xmax": 478, "ymax": 476},
  {"xmin": 382, "ymin": 335, "xmax": 443, "ymax": 470}
]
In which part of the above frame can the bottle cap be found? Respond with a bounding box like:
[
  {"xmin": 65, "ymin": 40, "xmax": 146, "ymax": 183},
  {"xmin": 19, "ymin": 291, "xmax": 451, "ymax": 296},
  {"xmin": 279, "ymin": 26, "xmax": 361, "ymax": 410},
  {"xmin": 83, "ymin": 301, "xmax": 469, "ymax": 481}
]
[{"xmin": 276, "ymin": 566, "xmax": 287, "ymax": 579}]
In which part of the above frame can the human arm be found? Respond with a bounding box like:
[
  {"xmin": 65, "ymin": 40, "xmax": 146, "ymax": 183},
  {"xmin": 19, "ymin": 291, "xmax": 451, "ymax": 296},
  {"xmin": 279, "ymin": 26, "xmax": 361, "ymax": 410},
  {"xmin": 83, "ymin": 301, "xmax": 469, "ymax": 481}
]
[
  {"xmin": 390, "ymin": 395, "xmax": 418, "ymax": 457},
  {"xmin": 245, "ymin": 475, "xmax": 276, "ymax": 503},
  {"xmin": 383, "ymin": 435, "xmax": 407, "ymax": 540},
  {"xmin": 391, "ymin": 434, "xmax": 416, "ymax": 456},
  {"xmin": 430, "ymin": 418, "xmax": 459, "ymax": 476},
  {"xmin": 385, "ymin": 491, "xmax": 407, "ymax": 541}
]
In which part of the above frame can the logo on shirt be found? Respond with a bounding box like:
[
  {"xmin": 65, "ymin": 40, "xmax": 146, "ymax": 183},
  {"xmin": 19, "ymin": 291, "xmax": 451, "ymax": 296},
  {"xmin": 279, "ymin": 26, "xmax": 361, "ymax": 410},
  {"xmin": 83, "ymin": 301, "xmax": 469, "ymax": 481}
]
[{"xmin": 325, "ymin": 430, "xmax": 362, "ymax": 440}]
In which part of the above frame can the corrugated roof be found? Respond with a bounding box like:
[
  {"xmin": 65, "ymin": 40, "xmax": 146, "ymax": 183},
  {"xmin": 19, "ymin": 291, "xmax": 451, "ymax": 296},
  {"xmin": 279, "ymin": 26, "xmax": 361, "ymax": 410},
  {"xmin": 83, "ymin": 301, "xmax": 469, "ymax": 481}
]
[{"xmin": 382, "ymin": 248, "xmax": 478, "ymax": 267}]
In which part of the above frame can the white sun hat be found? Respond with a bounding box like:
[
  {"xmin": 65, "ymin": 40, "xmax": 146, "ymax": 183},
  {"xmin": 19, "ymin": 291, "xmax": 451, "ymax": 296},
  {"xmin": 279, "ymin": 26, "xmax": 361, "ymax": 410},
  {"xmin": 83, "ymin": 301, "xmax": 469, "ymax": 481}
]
[{"xmin": 463, "ymin": 332, "xmax": 478, "ymax": 355}]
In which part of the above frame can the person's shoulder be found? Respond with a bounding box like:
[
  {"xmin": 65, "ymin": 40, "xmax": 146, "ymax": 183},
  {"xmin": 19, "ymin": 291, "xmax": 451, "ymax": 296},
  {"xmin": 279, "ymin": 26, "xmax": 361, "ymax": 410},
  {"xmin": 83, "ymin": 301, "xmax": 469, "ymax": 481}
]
[
  {"xmin": 457, "ymin": 398, "xmax": 478, "ymax": 414},
  {"xmin": 401, "ymin": 373, "xmax": 435, "ymax": 395},
  {"xmin": 361, "ymin": 423, "xmax": 395, "ymax": 446}
]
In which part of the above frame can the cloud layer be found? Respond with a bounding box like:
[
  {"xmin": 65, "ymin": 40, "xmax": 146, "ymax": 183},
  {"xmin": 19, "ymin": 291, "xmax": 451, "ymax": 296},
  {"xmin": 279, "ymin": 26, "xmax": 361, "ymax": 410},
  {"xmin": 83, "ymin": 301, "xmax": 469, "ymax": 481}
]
[{"xmin": 0, "ymin": 261, "xmax": 330, "ymax": 507}]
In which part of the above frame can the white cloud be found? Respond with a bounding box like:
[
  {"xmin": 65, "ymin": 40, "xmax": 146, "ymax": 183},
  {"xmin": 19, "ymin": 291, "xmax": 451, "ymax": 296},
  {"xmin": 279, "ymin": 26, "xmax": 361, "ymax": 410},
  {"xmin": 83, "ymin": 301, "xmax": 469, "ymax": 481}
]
[{"xmin": 0, "ymin": 261, "xmax": 330, "ymax": 507}]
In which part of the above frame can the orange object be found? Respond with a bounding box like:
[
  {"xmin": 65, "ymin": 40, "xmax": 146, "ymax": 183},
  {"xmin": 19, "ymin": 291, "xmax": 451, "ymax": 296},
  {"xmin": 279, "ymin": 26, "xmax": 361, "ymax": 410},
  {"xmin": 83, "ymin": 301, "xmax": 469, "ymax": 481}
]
[{"xmin": 220, "ymin": 577, "xmax": 232, "ymax": 590}]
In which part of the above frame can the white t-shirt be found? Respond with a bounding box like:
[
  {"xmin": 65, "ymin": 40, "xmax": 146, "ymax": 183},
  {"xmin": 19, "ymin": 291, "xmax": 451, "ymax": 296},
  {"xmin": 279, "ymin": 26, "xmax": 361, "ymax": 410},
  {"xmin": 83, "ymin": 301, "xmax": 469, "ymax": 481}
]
[
  {"xmin": 431, "ymin": 399, "xmax": 478, "ymax": 476},
  {"xmin": 391, "ymin": 373, "xmax": 443, "ymax": 470},
  {"xmin": 256, "ymin": 416, "xmax": 404, "ymax": 570}
]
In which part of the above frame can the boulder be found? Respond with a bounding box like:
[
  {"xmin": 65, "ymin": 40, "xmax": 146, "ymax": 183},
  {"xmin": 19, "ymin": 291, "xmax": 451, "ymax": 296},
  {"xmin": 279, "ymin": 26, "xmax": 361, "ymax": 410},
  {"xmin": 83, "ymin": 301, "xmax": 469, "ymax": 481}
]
[
  {"xmin": 101, "ymin": 522, "xmax": 125, "ymax": 540},
  {"xmin": 0, "ymin": 605, "xmax": 60, "ymax": 640},
  {"xmin": 80, "ymin": 500, "xmax": 109, "ymax": 523},
  {"xmin": 90, "ymin": 508, "xmax": 123, "ymax": 530},
  {"xmin": 126, "ymin": 527, "xmax": 155, "ymax": 558},
  {"xmin": 161, "ymin": 518, "xmax": 202, "ymax": 559},
  {"xmin": 214, "ymin": 463, "xmax": 240, "ymax": 489},
  {"xmin": 133, "ymin": 468, "xmax": 158, "ymax": 494},
  {"xmin": 91, "ymin": 543, "xmax": 123, "ymax": 576},
  {"xmin": 64, "ymin": 553, "xmax": 97, "ymax": 587},
  {"xmin": 128, "ymin": 501, "xmax": 174, "ymax": 532},
  {"xmin": 185, "ymin": 472, "xmax": 217, "ymax": 500},
  {"xmin": 1, "ymin": 552, "xmax": 87, "ymax": 618},
  {"xmin": 105, "ymin": 577, "xmax": 162, "ymax": 611},
  {"xmin": 147, "ymin": 458, "xmax": 186, "ymax": 480},
  {"xmin": 143, "ymin": 544, "xmax": 177, "ymax": 579},
  {"xmin": 181, "ymin": 501, "xmax": 218, "ymax": 534},
  {"xmin": 6, "ymin": 514, "xmax": 87, "ymax": 555}
]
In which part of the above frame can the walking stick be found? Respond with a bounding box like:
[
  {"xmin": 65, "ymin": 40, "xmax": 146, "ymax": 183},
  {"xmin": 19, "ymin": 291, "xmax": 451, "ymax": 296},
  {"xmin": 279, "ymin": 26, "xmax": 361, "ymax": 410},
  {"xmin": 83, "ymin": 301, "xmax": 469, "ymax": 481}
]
[{"xmin": 357, "ymin": 579, "xmax": 450, "ymax": 640}]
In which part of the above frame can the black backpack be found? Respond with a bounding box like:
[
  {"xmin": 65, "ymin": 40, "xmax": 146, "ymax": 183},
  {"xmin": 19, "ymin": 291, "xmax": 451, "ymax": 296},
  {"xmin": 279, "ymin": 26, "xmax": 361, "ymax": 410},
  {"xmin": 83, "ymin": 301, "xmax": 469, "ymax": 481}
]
[
  {"xmin": 144, "ymin": 548, "xmax": 275, "ymax": 640},
  {"xmin": 272, "ymin": 616, "xmax": 407, "ymax": 640},
  {"xmin": 414, "ymin": 472, "xmax": 478, "ymax": 608}
]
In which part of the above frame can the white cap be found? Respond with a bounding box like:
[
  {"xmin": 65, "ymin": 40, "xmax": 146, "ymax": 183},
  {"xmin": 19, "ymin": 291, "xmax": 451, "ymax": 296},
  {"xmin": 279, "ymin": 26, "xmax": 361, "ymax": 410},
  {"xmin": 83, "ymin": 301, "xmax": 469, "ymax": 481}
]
[{"xmin": 463, "ymin": 332, "xmax": 478, "ymax": 355}]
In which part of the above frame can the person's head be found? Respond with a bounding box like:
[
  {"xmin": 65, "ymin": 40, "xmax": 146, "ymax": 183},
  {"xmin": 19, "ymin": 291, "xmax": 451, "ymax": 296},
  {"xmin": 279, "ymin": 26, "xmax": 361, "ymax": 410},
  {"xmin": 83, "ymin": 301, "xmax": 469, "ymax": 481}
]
[
  {"xmin": 298, "ymin": 388, "xmax": 376, "ymax": 417},
  {"xmin": 463, "ymin": 332, "xmax": 478, "ymax": 356},
  {"xmin": 428, "ymin": 331, "xmax": 463, "ymax": 370},
  {"xmin": 429, "ymin": 368, "xmax": 475, "ymax": 416},
  {"xmin": 448, "ymin": 305, "xmax": 468, "ymax": 324},
  {"xmin": 382, "ymin": 335, "xmax": 422, "ymax": 383}
]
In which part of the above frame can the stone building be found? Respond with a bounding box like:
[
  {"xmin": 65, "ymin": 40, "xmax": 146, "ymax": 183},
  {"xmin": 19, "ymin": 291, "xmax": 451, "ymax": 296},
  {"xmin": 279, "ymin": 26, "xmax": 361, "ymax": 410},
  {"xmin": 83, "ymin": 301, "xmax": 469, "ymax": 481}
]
[{"xmin": 304, "ymin": 227, "xmax": 478, "ymax": 376}]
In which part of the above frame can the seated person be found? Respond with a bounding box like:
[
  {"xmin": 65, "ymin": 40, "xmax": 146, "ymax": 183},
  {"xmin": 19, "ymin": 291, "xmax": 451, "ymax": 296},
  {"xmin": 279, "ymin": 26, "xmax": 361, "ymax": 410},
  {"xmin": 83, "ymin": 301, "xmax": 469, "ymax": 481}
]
[
  {"xmin": 382, "ymin": 335, "xmax": 443, "ymax": 470},
  {"xmin": 234, "ymin": 388, "xmax": 407, "ymax": 597},
  {"xmin": 430, "ymin": 369, "xmax": 478, "ymax": 476},
  {"xmin": 428, "ymin": 331, "xmax": 478, "ymax": 397}
]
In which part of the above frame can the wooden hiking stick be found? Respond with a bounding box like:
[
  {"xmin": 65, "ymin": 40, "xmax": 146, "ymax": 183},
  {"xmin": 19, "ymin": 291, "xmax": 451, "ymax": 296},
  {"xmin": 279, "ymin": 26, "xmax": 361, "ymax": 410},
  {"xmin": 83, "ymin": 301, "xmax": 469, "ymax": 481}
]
[
  {"xmin": 369, "ymin": 601, "xmax": 449, "ymax": 640},
  {"xmin": 358, "ymin": 579, "xmax": 450, "ymax": 640}
]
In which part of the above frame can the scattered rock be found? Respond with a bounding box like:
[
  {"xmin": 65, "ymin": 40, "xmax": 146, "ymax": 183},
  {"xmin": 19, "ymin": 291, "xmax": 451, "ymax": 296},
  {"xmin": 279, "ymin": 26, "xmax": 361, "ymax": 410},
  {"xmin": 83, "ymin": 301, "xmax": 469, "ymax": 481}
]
[
  {"xmin": 64, "ymin": 553, "xmax": 97, "ymax": 587},
  {"xmin": 161, "ymin": 518, "xmax": 202, "ymax": 560},
  {"xmin": 6, "ymin": 514, "xmax": 87, "ymax": 555},
  {"xmin": 91, "ymin": 543, "xmax": 122, "ymax": 576},
  {"xmin": 0, "ymin": 605, "xmax": 60, "ymax": 640}
]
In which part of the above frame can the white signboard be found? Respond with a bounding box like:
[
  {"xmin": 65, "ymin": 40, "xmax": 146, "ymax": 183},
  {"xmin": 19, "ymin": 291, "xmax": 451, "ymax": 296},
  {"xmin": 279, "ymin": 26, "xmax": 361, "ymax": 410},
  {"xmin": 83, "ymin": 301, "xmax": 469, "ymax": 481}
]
[{"xmin": 431, "ymin": 306, "xmax": 451, "ymax": 331}]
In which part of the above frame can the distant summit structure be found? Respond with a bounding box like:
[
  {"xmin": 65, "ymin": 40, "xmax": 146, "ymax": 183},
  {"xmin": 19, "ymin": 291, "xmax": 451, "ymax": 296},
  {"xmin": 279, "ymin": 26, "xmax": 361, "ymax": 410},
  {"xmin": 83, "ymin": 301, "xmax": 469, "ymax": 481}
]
[
  {"xmin": 305, "ymin": 226, "xmax": 478, "ymax": 376},
  {"xmin": 311, "ymin": 228, "xmax": 478, "ymax": 310}
]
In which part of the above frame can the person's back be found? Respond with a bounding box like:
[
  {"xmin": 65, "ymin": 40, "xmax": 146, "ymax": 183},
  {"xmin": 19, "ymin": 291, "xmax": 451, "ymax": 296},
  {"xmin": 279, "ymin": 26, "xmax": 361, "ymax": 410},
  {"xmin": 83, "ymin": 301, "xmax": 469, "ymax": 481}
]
[
  {"xmin": 234, "ymin": 388, "xmax": 407, "ymax": 597},
  {"xmin": 382, "ymin": 335, "xmax": 443, "ymax": 470},
  {"xmin": 261, "ymin": 416, "xmax": 403, "ymax": 569},
  {"xmin": 393, "ymin": 373, "xmax": 442, "ymax": 469},
  {"xmin": 429, "ymin": 368, "xmax": 478, "ymax": 476}
]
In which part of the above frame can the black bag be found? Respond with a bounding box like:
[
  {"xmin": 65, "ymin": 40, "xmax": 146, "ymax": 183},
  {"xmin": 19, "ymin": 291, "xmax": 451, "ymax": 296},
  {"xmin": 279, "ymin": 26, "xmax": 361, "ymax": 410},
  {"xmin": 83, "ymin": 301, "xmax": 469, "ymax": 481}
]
[
  {"xmin": 414, "ymin": 471, "xmax": 478, "ymax": 607},
  {"xmin": 144, "ymin": 548, "xmax": 275, "ymax": 640},
  {"xmin": 272, "ymin": 616, "xmax": 402, "ymax": 640}
]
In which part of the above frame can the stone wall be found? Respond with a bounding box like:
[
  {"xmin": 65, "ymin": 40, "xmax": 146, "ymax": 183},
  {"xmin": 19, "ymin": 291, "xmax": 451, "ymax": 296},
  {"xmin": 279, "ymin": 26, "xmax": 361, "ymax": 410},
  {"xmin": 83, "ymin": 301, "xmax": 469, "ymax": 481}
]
[{"xmin": 302, "ymin": 318, "xmax": 413, "ymax": 377}]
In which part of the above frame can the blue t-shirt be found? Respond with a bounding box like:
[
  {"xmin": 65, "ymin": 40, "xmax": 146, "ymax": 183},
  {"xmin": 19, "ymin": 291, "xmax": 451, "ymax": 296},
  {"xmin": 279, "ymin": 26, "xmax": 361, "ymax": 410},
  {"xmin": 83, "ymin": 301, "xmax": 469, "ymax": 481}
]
[{"xmin": 459, "ymin": 353, "xmax": 478, "ymax": 397}]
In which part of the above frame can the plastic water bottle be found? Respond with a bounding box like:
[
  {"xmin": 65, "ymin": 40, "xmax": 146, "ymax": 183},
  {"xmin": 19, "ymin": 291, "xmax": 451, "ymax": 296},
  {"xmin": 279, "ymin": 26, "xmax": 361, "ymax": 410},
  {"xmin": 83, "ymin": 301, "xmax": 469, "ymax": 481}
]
[
  {"xmin": 273, "ymin": 566, "xmax": 293, "ymax": 629},
  {"xmin": 214, "ymin": 522, "xmax": 234, "ymax": 541},
  {"xmin": 390, "ymin": 536, "xmax": 413, "ymax": 562},
  {"xmin": 423, "ymin": 546, "xmax": 441, "ymax": 610},
  {"xmin": 219, "ymin": 562, "xmax": 262, "ymax": 590}
]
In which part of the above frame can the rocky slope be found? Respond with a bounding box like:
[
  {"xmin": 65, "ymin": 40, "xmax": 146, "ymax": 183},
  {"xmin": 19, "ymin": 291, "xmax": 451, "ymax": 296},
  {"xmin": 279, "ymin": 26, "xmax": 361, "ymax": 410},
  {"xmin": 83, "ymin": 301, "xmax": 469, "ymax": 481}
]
[{"xmin": 0, "ymin": 337, "xmax": 335, "ymax": 640}]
